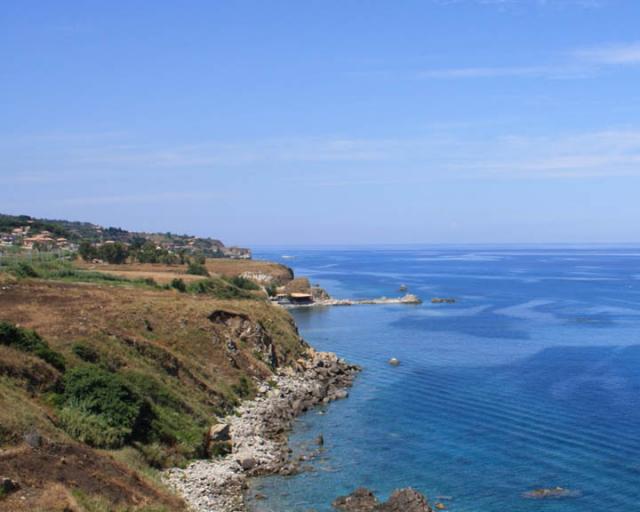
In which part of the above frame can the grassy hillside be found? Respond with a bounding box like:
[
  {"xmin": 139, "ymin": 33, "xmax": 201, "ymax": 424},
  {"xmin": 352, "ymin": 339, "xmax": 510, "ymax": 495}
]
[{"xmin": 0, "ymin": 261, "xmax": 307, "ymax": 511}]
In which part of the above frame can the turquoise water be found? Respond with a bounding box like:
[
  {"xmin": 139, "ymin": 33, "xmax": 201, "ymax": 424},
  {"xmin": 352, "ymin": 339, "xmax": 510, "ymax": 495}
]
[{"xmin": 248, "ymin": 247, "xmax": 640, "ymax": 511}]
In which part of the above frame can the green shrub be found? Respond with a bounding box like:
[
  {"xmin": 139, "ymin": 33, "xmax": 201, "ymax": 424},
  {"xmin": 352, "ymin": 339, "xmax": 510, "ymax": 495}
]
[
  {"xmin": 186, "ymin": 262, "xmax": 209, "ymax": 276},
  {"xmin": 123, "ymin": 372, "xmax": 206, "ymax": 464},
  {"xmin": 265, "ymin": 283, "xmax": 278, "ymax": 297},
  {"xmin": 10, "ymin": 261, "xmax": 40, "ymax": 278},
  {"xmin": 209, "ymin": 441, "xmax": 232, "ymax": 458},
  {"xmin": 135, "ymin": 441, "xmax": 170, "ymax": 469},
  {"xmin": 186, "ymin": 278, "xmax": 253, "ymax": 300},
  {"xmin": 58, "ymin": 405, "xmax": 132, "ymax": 448},
  {"xmin": 0, "ymin": 322, "xmax": 66, "ymax": 371},
  {"xmin": 60, "ymin": 366, "xmax": 148, "ymax": 448},
  {"xmin": 72, "ymin": 343, "xmax": 100, "ymax": 363},
  {"xmin": 231, "ymin": 375, "xmax": 253, "ymax": 398},
  {"xmin": 170, "ymin": 278, "xmax": 187, "ymax": 292},
  {"xmin": 227, "ymin": 276, "xmax": 260, "ymax": 291}
]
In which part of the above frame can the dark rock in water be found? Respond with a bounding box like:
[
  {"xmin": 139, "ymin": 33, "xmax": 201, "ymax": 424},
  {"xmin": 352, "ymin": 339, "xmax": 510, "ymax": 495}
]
[
  {"xmin": 333, "ymin": 487, "xmax": 379, "ymax": 511},
  {"xmin": 378, "ymin": 489, "xmax": 432, "ymax": 512},
  {"xmin": 431, "ymin": 298, "xmax": 456, "ymax": 304},
  {"xmin": 333, "ymin": 487, "xmax": 432, "ymax": 512},
  {"xmin": 315, "ymin": 434, "xmax": 324, "ymax": 446},
  {"xmin": 279, "ymin": 462, "xmax": 300, "ymax": 476}
]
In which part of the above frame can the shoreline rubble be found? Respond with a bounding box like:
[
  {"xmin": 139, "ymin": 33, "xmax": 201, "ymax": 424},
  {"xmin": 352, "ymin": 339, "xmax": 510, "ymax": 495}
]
[{"xmin": 163, "ymin": 348, "xmax": 360, "ymax": 512}]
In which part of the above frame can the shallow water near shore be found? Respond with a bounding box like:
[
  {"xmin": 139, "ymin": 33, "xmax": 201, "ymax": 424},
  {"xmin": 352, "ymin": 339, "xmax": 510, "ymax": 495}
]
[{"xmin": 248, "ymin": 247, "xmax": 640, "ymax": 512}]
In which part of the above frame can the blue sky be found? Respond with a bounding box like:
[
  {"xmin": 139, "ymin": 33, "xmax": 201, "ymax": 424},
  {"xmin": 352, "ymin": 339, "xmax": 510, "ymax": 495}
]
[{"xmin": 2, "ymin": 0, "xmax": 640, "ymax": 245}]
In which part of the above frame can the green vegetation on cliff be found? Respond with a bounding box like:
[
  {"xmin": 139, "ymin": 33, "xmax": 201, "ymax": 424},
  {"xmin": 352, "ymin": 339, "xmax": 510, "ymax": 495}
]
[{"xmin": 0, "ymin": 257, "xmax": 307, "ymax": 511}]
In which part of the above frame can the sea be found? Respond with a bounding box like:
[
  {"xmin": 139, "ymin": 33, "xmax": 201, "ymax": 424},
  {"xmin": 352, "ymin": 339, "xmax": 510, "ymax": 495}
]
[{"xmin": 247, "ymin": 246, "xmax": 640, "ymax": 512}]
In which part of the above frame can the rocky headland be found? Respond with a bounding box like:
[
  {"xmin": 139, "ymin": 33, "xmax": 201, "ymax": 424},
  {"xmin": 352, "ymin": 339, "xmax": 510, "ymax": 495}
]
[{"xmin": 164, "ymin": 348, "xmax": 360, "ymax": 512}]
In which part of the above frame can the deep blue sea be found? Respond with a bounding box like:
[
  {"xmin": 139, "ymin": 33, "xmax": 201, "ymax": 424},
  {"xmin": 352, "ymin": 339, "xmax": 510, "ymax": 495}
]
[{"xmin": 248, "ymin": 247, "xmax": 640, "ymax": 512}]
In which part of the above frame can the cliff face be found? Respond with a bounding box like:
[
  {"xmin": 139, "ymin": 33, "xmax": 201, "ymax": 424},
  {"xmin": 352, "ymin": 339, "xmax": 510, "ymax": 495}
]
[{"xmin": 0, "ymin": 272, "xmax": 308, "ymax": 511}]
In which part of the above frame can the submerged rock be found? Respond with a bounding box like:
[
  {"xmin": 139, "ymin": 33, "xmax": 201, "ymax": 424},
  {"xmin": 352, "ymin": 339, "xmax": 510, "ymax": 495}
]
[{"xmin": 523, "ymin": 487, "xmax": 581, "ymax": 499}]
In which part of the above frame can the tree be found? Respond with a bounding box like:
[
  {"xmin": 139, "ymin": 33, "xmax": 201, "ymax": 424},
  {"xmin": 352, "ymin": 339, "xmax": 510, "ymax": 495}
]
[
  {"xmin": 135, "ymin": 241, "xmax": 160, "ymax": 263},
  {"xmin": 78, "ymin": 241, "xmax": 98, "ymax": 261},
  {"xmin": 129, "ymin": 236, "xmax": 147, "ymax": 251},
  {"xmin": 159, "ymin": 252, "xmax": 179, "ymax": 265},
  {"xmin": 193, "ymin": 252, "xmax": 206, "ymax": 265},
  {"xmin": 98, "ymin": 242, "xmax": 129, "ymax": 264},
  {"xmin": 177, "ymin": 248, "xmax": 189, "ymax": 265},
  {"xmin": 186, "ymin": 261, "xmax": 209, "ymax": 276}
]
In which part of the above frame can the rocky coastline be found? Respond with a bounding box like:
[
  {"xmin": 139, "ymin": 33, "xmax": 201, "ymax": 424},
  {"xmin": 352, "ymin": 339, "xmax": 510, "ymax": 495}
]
[{"xmin": 164, "ymin": 348, "xmax": 360, "ymax": 512}]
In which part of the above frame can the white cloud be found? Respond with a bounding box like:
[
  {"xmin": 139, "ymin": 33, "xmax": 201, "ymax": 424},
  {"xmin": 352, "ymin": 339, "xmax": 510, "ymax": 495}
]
[
  {"xmin": 5, "ymin": 126, "xmax": 640, "ymax": 184},
  {"xmin": 56, "ymin": 129, "xmax": 640, "ymax": 180},
  {"xmin": 414, "ymin": 41, "xmax": 640, "ymax": 82},
  {"xmin": 574, "ymin": 42, "xmax": 640, "ymax": 65},
  {"xmin": 446, "ymin": 130, "xmax": 640, "ymax": 178},
  {"xmin": 417, "ymin": 65, "xmax": 591, "ymax": 79}
]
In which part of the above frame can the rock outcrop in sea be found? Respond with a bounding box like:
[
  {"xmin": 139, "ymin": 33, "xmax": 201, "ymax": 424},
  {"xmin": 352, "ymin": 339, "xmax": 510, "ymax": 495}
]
[
  {"xmin": 164, "ymin": 349, "xmax": 360, "ymax": 512},
  {"xmin": 333, "ymin": 487, "xmax": 433, "ymax": 512}
]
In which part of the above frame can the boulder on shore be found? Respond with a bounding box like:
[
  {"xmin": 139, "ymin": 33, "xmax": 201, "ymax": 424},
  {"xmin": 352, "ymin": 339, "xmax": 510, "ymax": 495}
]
[{"xmin": 209, "ymin": 423, "xmax": 231, "ymax": 442}]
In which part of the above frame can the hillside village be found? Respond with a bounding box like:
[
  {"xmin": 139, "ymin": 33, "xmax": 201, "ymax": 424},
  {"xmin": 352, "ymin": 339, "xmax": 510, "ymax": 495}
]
[{"xmin": 0, "ymin": 213, "xmax": 251, "ymax": 260}]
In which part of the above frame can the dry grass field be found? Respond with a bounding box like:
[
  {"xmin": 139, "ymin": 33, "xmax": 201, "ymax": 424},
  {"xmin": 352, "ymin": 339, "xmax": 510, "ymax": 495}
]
[{"xmin": 73, "ymin": 258, "xmax": 294, "ymax": 285}]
